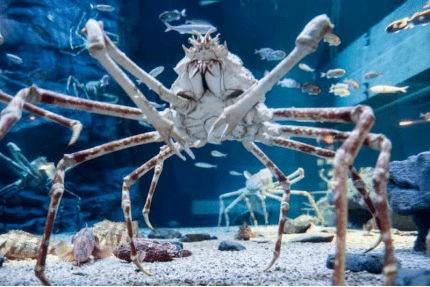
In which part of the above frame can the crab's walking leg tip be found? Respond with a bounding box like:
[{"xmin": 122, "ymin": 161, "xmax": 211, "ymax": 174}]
[
  {"xmin": 67, "ymin": 121, "xmax": 83, "ymax": 147},
  {"xmin": 170, "ymin": 139, "xmax": 186, "ymax": 161},
  {"xmin": 143, "ymin": 214, "xmax": 156, "ymax": 232}
]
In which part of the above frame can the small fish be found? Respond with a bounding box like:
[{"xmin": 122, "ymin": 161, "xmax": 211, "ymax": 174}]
[
  {"xmin": 164, "ymin": 22, "xmax": 217, "ymax": 35},
  {"xmin": 329, "ymin": 83, "xmax": 349, "ymax": 91},
  {"xmin": 409, "ymin": 9, "xmax": 430, "ymax": 27},
  {"xmin": 278, "ymin": 78, "xmax": 301, "ymax": 89},
  {"xmin": 47, "ymin": 14, "xmax": 55, "ymax": 22},
  {"xmin": 369, "ymin": 85, "xmax": 409, "ymax": 94},
  {"xmin": 316, "ymin": 159, "xmax": 324, "ymax": 166},
  {"xmin": 343, "ymin": 78, "xmax": 360, "ymax": 91},
  {"xmin": 6, "ymin": 53, "xmax": 23, "ymax": 65},
  {"xmin": 301, "ymin": 83, "xmax": 321, "ymax": 95},
  {"xmin": 149, "ymin": 66, "xmax": 164, "ymax": 78},
  {"xmin": 0, "ymin": 33, "xmax": 4, "ymax": 45},
  {"xmin": 39, "ymin": 162, "xmax": 56, "ymax": 180},
  {"xmin": 138, "ymin": 120, "xmax": 153, "ymax": 128},
  {"xmin": 210, "ymin": 150, "xmax": 227, "ymax": 157},
  {"xmin": 266, "ymin": 50, "xmax": 286, "ymax": 61},
  {"xmin": 425, "ymin": 0, "xmax": 430, "ymax": 8},
  {"xmin": 149, "ymin": 101, "xmax": 167, "ymax": 109},
  {"xmin": 199, "ymin": 0, "xmax": 221, "ymax": 6},
  {"xmin": 298, "ymin": 63, "xmax": 315, "ymax": 73},
  {"xmin": 254, "ymin": 48, "xmax": 274, "ymax": 60},
  {"xmin": 159, "ymin": 9, "xmax": 186, "ymax": 23},
  {"xmin": 100, "ymin": 74, "xmax": 110, "ymax": 88},
  {"xmin": 320, "ymin": 69, "xmax": 346, "ymax": 79},
  {"xmin": 386, "ymin": 17, "xmax": 410, "ymax": 33},
  {"xmin": 229, "ymin": 170, "xmax": 243, "ymax": 176},
  {"xmin": 194, "ymin": 162, "xmax": 217, "ymax": 169},
  {"xmin": 90, "ymin": 4, "xmax": 115, "ymax": 12},
  {"xmin": 323, "ymin": 32, "xmax": 341, "ymax": 46},
  {"xmin": 420, "ymin": 112, "xmax": 430, "ymax": 120},
  {"xmin": 330, "ymin": 88, "xmax": 351, "ymax": 97},
  {"xmin": 364, "ymin": 71, "xmax": 383, "ymax": 80}
]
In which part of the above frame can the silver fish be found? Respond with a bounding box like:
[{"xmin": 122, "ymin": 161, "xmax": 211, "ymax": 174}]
[
  {"xmin": 420, "ymin": 112, "xmax": 430, "ymax": 120},
  {"xmin": 0, "ymin": 33, "xmax": 4, "ymax": 45},
  {"xmin": 329, "ymin": 83, "xmax": 349, "ymax": 91},
  {"xmin": 90, "ymin": 4, "xmax": 115, "ymax": 12},
  {"xmin": 254, "ymin": 48, "xmax": 274, "ymax": 60},
  {"xmin": 278, "ymin": 78, "xmax": 301, "ymax": 89},
  {"xmin": 149, "ymin": 101, "xmax": 167, "ymax": 109},
  {"xmin": 159, "ymin": 9, "xmax": 186, "ymax": 22},
  {"xmin": 6, "ymin": 53, "xmax": 23, "ymax": 65},
  {"xmin": 210, "ymin": 150, "xmax": 227, "ymax": 157},
  {"xmin": 149, "ymin": 66, "xmax": 164, "ymax": 78},
  {"xmin": 194, "ymin": 162, "xmax": 217, "ymax": 169},
  {"xmin": 298, "ymin": 63, "xmax": 315, "ymax": 73},
  {"xmin": 229, "ymin": 170, "xmax": 243, "ymax": 176},
  {"xmin": 266, "ymin": 50, "xmax": 286, "ymax": 61},
  {"xmin": 320, "ymin": 69, "xmax": 346, "ymax": 79},
  {"xmin": 364, "ymin": 71, "xmax": 383, "ymax": 80},
  {"xmin": 343, "ymin": 78, "xmax": 360, "ymax": 91},
  {"xmin": 164, "ymin": 22, "xmax": 217, "ymax": 35},
  {"xmin": 199, "ymin": 0, "xmax": 221, "ymax": 6},
  {"xmin": 331, "ymin": 88, "xmax": 351, "ymax": 97},
  {"xmin": 369, "ymin": 85, "xmax": 408, "ymax": 94}
]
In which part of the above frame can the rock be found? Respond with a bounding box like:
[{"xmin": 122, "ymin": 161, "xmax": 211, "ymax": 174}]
[
  {"xmin": 148, "ymin": 230, "xmax": 182, "ymax": 239},
  {"xmin": 388, "ymin": 151, "xmax": 430, "ymax": 253},
  {"xmin": 326, "ymin": 253, "xmax": 400, "ymax": 274},
  {"xmin": 210, "ymin": 236, "xmax": 218, "ymax": 240},
  {"xmin": 179, "ymin": 233, "xmax": 211, "ymax": 242},
  {"xmin": 283, "ymin": 215, "xmax": 317, "ymax": 234},
  {"xmin": 289, "ymin": 233, "xmax": 334, "ymax": 243},
  {"xmin": 218, "ymin": 240, "xmax": 246, "ymax": 251},
  {"xmin": 394, "ymin": 269, "xmax": 430, "ymax": 286},
  {"xmin": 235, "ymin": 222, "xmax": 255, "ymax": 240}
]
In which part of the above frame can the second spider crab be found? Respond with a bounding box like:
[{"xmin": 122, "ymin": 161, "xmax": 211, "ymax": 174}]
[
  {"xmin": 0, "ymin": 14, "xmax": 397, "ymax": 285},
  {"xmin": 218, "ymin": 167, "xmax": 325, "ymax": 228}
]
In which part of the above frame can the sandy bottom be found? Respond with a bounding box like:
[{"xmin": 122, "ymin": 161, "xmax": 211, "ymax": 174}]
[{"xmin": 0, "ymin": 225, "xmax": 428, "ymax": 286}]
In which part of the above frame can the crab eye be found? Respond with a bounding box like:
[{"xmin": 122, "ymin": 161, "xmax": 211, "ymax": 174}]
[{"xmin": 226, "ymin": 89, "xmax": 244, "ymax": 99}]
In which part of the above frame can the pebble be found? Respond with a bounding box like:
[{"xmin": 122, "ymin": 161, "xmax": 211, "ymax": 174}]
[{"xmin": 218, "ymin": 240, "xmax": 246, "ymax": 251}]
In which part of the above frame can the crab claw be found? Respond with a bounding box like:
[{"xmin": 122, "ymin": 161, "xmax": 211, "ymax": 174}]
[{"xmin": 207, "ymin": 103, "xmax": 248, "ymax": 142}]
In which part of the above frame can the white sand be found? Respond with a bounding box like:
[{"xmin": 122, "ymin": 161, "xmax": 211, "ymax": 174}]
[{"xmin": 0, "ymin": 225, "xmax": 428, "ymax": 286}]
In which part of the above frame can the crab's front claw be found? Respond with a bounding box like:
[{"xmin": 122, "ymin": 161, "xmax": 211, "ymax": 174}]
[
  {"xmin": 154, "ymin": 121, "xmax": 194, "ymax": 161},
  {"xmin": 207, "ymin": 103, "xmax": 249, "ymax": 141}
]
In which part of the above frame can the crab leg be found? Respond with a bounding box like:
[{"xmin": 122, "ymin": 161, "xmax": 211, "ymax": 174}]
[
  {"xmin": 83, "ymin": 19, "xmax": 194, "ymax": 160},
  {"xmin": 122, "ymin": 144, "xmax": 178, "ymax": 275},
  {"xmin": 207, "ymin": 14, "xmax": 333, "ymax": 140},
  {"xmin": 35, "ymin": 132, "xmax": 161, "ymax": 285},
  {"xmin": 218, "ymin": 189, "xmax": 246, "ymax": 227},
  {"xmin": 223, "ymin": 188, "xmax": 251, "ymax": 229},
  {"xmin": 0, "ymin": 89, "xmax": 82, "ymax": 146},
  {"xmin": 242, "ymin": 141, "xmax": 292, "ymax": 271},
  {"xmin": 259, "ymin": 107, "xmax": 395, "ymax": 285},
  {"xmin": 243, "ymin": 196, "xmax": 258, "ymax": 226},
  {"xmin": 256, "ymin": 190, "xmax": 269, "ymax": 225}
]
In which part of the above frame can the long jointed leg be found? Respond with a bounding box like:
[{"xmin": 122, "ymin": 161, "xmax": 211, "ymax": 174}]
[
  {"xmin": 242, "ymin": 141, "xmax": 291, "ymax": 271},
  {"xmin": 143, "ymin": 158, "xmax": 164, "ymax": 231},
  {"xmin": 82, "ymin": 19, "xmax": 193, "ymax": 160},
  {"xmin": 260, "ymin": 105, "xmax": 396, "ymax": 285},
  {"xmin": 122, "ymin": 145, "xmax": 177, "ymax": 274},
  {"xmin": 35, "ymin": 132, "xmax": 160, "ymax": 285},
  {"xmin": 0, "ymin": 89, "xmax": 82, "ymax": 146},
  {"xmin": 223, "ymin": 188, "xmax": 250, "ymax": 229},
  {"xmin": 218, "ymin": 189, "xmax": 247, "ymax": 227},
  {"xmin": 243, "ymin": 196, "xmax": 258, "ymax": 226}
]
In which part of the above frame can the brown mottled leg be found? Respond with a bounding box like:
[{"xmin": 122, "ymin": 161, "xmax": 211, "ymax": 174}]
[
  {"xmin": 242, "ymin": 141, "xmax": 291, "ymax": 271},
  {"xmin": 0, "ymin": 88, "xmax": 82, "ymax": 146},
  {"xmin": 122, "ymin": 145, "xmax": 178, "ymax": 275},
  {"xmin": 262, "ymin": 105, "xmax": 395, "ymax": 285},
  {"xmin": 142, "ymin": 156, "xmax": 165, "ymax": 231},
  {"xmin": 35, "ymin": 132, "xmax": 160, "ymax": 285}
]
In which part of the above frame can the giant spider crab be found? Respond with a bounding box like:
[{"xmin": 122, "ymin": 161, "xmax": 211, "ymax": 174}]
[{"xmin": 0, "ymin": 15, "xmax": 397, "ymax": 285}]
